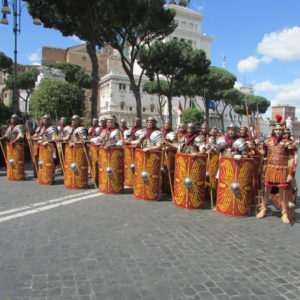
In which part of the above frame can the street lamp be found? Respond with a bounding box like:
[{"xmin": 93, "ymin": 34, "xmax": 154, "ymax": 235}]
[{"xmin": 1, "ymin": 0, "xmax": 41, "ymax": 113}]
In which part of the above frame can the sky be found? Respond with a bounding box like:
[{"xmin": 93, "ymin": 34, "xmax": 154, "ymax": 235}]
[{"xmin": 1, "ymin": 0, "xmax": 300, "ymax": 120}]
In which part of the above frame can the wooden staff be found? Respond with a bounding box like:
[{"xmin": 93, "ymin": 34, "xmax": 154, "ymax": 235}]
[
  {"xmin": 26, "ymin": 131, "xmax": 38, "ymax": 176},
  {"xmin": 246, "ymin": 102, "xmax": 257, "ymax": 215},
  {"xmin": 0, "ymin": 139, "xmax": 8, "ymax": 166},
  {"xmin": 82, "ymin": 142, "xmax": 98, "ymax": 190},
  {"xmin": 162, "ymin": 135, "xmax": 174, "ymax": 200},
  {"xmin": 54, "ymin": 133, "xmax": 65, "ymax": 175},
  {"xmin": 256, "ymin": 105, "xmax": 261, "ymax": 206}
]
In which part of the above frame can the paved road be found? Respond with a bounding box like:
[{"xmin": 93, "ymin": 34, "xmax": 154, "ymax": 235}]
[{"xmin": 0, "ymin": 161, "xmax": 299, "ymax": 300}]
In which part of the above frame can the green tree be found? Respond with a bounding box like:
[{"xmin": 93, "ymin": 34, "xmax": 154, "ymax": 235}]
[
  {"xmin": 25, "ymin": 0, "xmax": 106, "ymax": 118},
  {"xmin": 5, "ymin": 68, "xmax": 40, "ymax": 112},
  {"xmin": 0, "ymin": 101, "xmax": 12, "ymax": 123},
  {"xmin": 102, "ymin": 0, "xmax": 177, "ymax": 119},
  {"xmin": 181, "ymin": 108, "xmax": 204, "ymax": 129},
  {"xmin": 186, "ymin": 66, "xmax": 237, "ymax": 128},
  {"xmin": 45, "ymin": 62, "xmax": 92, "ymax": 89},
  {"xmin": 30, "ymin": 79, "xmax": 85, "ymax": 120},
  {"xmin": 0, "ymin": 52, "xmax": 13, "ymax": 72},
  {"xmin": 139, "ymin": 39, "xmax": 210, "ymax": 126}
]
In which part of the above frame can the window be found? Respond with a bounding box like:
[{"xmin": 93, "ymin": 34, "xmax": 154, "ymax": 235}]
[
  {"xmin": 143, "ymin": 107, "xmax": 146, "ymax": 112},
  {"xmin": 82, "ymin": 56, "xmax": 86, "ymax": 62},
  {"xmin": 129, "ymin": 85, "xmax": 133, "ymax": 91},
  {"xmin": 150, "ymin": 105, "xmax": 154, "ymax": 112},
  {"xmin": 119, "ymin": 83, "xmax": 126, "ymax": 91},
  {"xmin": 120, "ymin": 102, "xmax": 125, "ymax": 110},
  {"xmin": 129, "ymin": 106, "xmax": 132, "ymax": 111}
]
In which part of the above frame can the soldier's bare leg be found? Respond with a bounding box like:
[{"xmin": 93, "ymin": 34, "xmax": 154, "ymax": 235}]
[
  {"xmin": 257, "ymin": 185, "xmax": 271, "ymax": 218},
  {"xmin": 279, "ymin": 187, "xmax": 290, "ymax": 224}
]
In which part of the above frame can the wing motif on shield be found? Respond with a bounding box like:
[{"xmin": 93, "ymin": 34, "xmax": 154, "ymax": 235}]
[
  {"xmin": 189, "ymin": 157, "xmax": 206, "ymax": 208},
  {"xmin": 110, "ymin": 150, "xmax": 124, "ymax": 193},
  {"xmin": 218, "ymin": 160, "xmax": 235, "ymax": 212},
  {"xmin": 237, "ymin": 161, "xmax": 253, "ymax": 214},
  {"xmin": 99, "ymin": 148, "xmax": 108, "ymax": 191},
  {"xmin": 174, "ymin": 156, "xmax": 187, "ymax": 206},
  {"xmin": 145, "ymin": 153, "xmax": 160, "ymax": 200},
  {"xmin": 134, "ymin": 151, "xmax": 144, "ymax": 197},
  {"xmin": 64, "ymin": 146, "xmax": 73, "ymax": 187}
]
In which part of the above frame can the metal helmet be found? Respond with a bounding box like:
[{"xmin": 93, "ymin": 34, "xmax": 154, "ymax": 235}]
[
  {"xmin": 11, "ymin": 113, "xmax": 19, "ymax": 119},
  {"xmin": 147, "ymin": 116, "xmax": 156, "ymax": 123},
  {"xmin": 187, "ymin": 122, "xmax": 196, "ymax": 128},
  {"xmin": 92, "ymin": 118, "xmax": 98, "ymax": 123},
  {"xmin": 201, "ymin": 123, "xmax": 207, "ymax": 129},
  {"xmin": 60, "ymin": 117, "xmax": 66, "ymax": 121},
  {"xmin": 164, "ymin": 119, "xmax": 171, "ymax": 124},
  {"xmin": 178, "ymin": 123, "xmax": 186, "ymax": 129},
  {"xmin": 240, "ymin": 126, "xmax": 248, "ymax": 132},
  {"xmin": 120, "ymin": 119, "xmax": 127, "ymax": 125},
  {"xmin": 134, "ymin": 117, "xmax": 141, "ymax": 122},
  {"xmin": 227, "ymin": 123, "xmax": 236, "ymax": 130},
  {"xmin": 42, "ymin": 114, "xmax": 50, "ymax": 120},
  {"xmin": 71, "ymin": 115, "xmax": 80, "ymax": 124}
]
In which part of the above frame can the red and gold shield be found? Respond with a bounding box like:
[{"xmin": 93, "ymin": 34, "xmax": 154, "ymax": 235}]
[
  {"xmin": 216, "ymin": 157, "xmax": 254, "ymax": 217},
  {"xmin": 205, "ymin": 152, "xmax": 219, "ymax": 200},
  {"xmin": 64, "ymin": 144, "xmax": 88, "ymax": 189},
  {"xmin": 98, "ymin": 146, "xmax": 124, "ymax": 194},
  {"xmin": 134, "ymin": 148, "xmax": 162, "ymax": 201},
  {"xmin": 33, "ymin": 142, "xmax": 39, "ymax": 156},
  {"xmin": 6, "ymin": 143, "xmax": 25, "ymax": 181},
  {"xmin": 173, "ymin": 153, "xmax": 207, "ymax": 209},
  {"xmin": 161, "ymin": 149, "xmax": 177, "ymax": 194},
  {"xmin": 38, "ymin": 143, "xmax": 54, "ymax": 185},
  {"xmin": 124, "ymin": 145, "xmax": 135, "ymax": 187},
  {"xmin": 89, "ymin": 144, "xmax": 99, "ymax": 181}
]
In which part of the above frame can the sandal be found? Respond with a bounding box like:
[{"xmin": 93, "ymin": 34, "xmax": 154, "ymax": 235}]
[
  {"xmin": 281, "ymin": 211, "xmax": 290, "ymax": 225},
  {"xmin": 257, "ymin": 207, "xmax": 267, "ymax": 219}
]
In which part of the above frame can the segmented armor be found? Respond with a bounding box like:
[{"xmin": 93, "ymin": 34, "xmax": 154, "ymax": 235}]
[
  {"xmin": 142, "ymin": 130, "xmax": 162, "ymax": 148},
  {"xmin": 4, "ymin": 124, "xmax": 25, "ymax": 142},
  {"xmin": 69, "ymin": 127, "xmax": 88, "ymax": 142}
]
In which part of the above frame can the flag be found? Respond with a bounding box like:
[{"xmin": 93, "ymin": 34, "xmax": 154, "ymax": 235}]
[
  {"xmin": 191, "ymin": 100, "xmax": 196, "ymax": 109},
  {"xmin": 208, "ymin": 100, "xmax": 216, "ymax": 111},
  {"xmin": 178, "ymin": 101, "xmax": 183, "ymax": 114}
]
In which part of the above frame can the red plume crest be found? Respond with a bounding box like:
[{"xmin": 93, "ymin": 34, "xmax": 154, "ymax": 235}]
[
  {"xmin": 282, "ymin": 121, "xmax": 286, "ymax": 126},
  {"xmin": 275, "ymin": 114, "xmax": 282, "ymax": 123}
]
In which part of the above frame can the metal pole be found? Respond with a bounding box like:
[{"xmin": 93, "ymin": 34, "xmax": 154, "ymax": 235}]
[{"xmin": 12, "ymin": 0, "xmax": 18, "ymax": 113}]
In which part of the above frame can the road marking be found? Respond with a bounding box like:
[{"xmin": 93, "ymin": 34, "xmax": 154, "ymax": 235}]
[{"xmin": 0, "ymin": 191, "xmax": 101, "ymax": 223}]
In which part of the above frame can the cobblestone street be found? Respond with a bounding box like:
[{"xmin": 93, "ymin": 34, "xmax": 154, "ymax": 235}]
[{"xmin": 0, "ymin": 164, "xmax": 299, "ymax": 300}]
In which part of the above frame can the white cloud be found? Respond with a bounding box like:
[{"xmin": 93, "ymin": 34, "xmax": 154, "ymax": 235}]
[
  {"xmin": 70, "ymin": 35, "xmax": 84, "ymax": 43},
  {"xmin": 28, "ymin": 50, "xmax": 41, "ymax": 62},
  {"xmin": 234, "ymin": 81, "xmax": 243, "ymax": 89},
  {"xmin": 32, "ymin": 62, "xmax": 41, "ymax": 66},
  {"xmin": 254, "ymin": 80, "xmax": 279, "ymax": 93},
  {"xmin": 257, "ymin": 26, "xmax": 300, "ymax": 62},
  {"xmin": 237, "ymin": 56, "xmax": 260, "ymax": 73}
]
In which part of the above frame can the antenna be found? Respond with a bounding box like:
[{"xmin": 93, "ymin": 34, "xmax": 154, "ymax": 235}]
[{"xmin": 222, "ymin": 55, "xmax": 226, "ymax": 69}]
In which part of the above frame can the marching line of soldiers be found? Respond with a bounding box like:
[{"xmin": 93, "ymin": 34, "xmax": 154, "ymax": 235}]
[{"xmin": 0, "ymin": 113, "xmax": 298, "ymax": 225}]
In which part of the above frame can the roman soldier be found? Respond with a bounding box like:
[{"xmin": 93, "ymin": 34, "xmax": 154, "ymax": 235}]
[
  {"xmin": 257, "ymin": 115, "xmax": 295, "ymax": 224},
  {"xmin": 162, "ymin": 120, "xmax": 173, "ymax": 139},
  {"xmin": 88, "ymin": 118, "xmax": 101, "ymax": 138},
  {"xmin": 1, "ymin": 114, "xmax": 25, "ymax": 143},
  {"xmin": 209, "ymin": 127, "xmax": 219, "ymax": 138},
  {"xmin": 177, "ymin": 123, "xmax": 186, "ymax": 139},
  {"xmin": 216, "ymin": 123, "xmax": 238, "ymax": 157},
  {"xmin": 238, "ymin": 126, "xmax": 250, "ymax": 141},
  {"xmin": 131, "ymin": 117, "xmax": 162, "ymax": 152},
  {"xmin": 175, "ymin": 122, "xmax": 206, "ymax": 156},
  {"xmin": 32, "ymin": 117, "xmax": 43, "ymax": 140},
  {"xmin": 100, "ymin": 117, "xmax": 123, "ymax": 147},
  {"xmin": 63, "ymin": 115, "xmax": 88, "ymax": 144},
  {"xmin": 1, "ymin": 114, "xmax": 25, "ymax": 181},
  {"xmin": 119, "ymin": 119, "xmax": 129, "ymax": 133},
  {"xmin": 57, "ymin": 117, "xmax": 71, "ymax": 139},
  {"xmin": 37, "ymin": 115, "xmax": 57, "ymax": 184},
  {"xmin": 199, "ymin": 123, "xmax": 209, "ymax": 138},
  {"xmin": 124, "ymin": 117, "xmax": 143, "ymax": 143},
  {"xmin": 99, "ymin": 117, "xmax": 107, "ymax": 134}
]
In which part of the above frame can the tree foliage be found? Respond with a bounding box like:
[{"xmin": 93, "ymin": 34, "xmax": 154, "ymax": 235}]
[
  {"xmin": 45, "ymin": 62, "xmax": 92, "ymax": 89},
  {"xmin": 101, "ymin": 0, "xmax": 177, "ymax": 119},
  {"xmin": 25, "ymin": 0, "xmax": 105, "ymax": 118},
  {"xmin": 181, "ymin": 108, "xmax": 204, "ymax": 129},
  {"xmin": 0, "ymin": 52, "xmax": 13, "ymax": 72},
  {"xmin": 5, "ymin": 68, "xmax": 40, "ymax": 112},
  {"xmin": 30, "ymin": 79, "xmax": 85, "ymax": 120},
  {"xmin": 139, "ymin": 39, "xmax": 210, "ymax": 126},
  {"xmin": 0, "ymin": 101, "xmax": 12, "ymax": 123}
]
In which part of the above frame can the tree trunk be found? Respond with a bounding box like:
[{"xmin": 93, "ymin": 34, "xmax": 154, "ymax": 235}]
[
  {"xmin": 167, "ymin": 96, "xmax": 173, "ymax": 128},
  {"xmin": 131, "ymin": 82, "xmax": 142, "ymax": 119},
  {"xmin": 86, "ymin": 42, "xmax": 99, "ymax": 118},
  {"xmin": 205, "ymin": 98, "xmax": 209, "ymax": 128},
  {"xmin": 157, "ymin": 95, "xmax": 165, "ymax": 125}
]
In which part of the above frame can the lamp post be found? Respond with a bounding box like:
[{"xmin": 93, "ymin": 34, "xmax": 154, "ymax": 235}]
[{"xmin": 1, "ymin": 0, "xmax": 41, "ymax": 113}]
